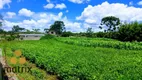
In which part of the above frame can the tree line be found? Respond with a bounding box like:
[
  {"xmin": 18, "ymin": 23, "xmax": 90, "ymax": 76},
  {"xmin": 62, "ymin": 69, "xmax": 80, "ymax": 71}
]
[
  {"xmin": 61, "ymin": 16, "xmax": 142, "ymax": 42},
  {"xmin": 86, "ymin": 16, "xmax": 142, "ymax": 42},
  {"xmin": 0, "ymin": 13, "xmax": 142, "ymax": 42}
]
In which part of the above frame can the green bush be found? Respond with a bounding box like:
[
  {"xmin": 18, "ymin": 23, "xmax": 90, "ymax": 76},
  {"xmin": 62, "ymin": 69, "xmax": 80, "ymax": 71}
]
[
  {"xmin": 57, "ymin": 37, "xmax": 142, "ymax": 50},
  {"xmin": 3, "ymin": 39, "xmax": 142, "ymax": 80},
  {"xmin": 118, "ymin": 21, "xmax": 142, "ymax": 42},
  {"xmin": 61, "ymin": 31, "xmax": 73, "ymax": 37},
  {"xmin": 40, "ymin": 34, "xmax": 55, "ymax": 40},
  {"xmin": 31, "ymin": 68, "xmax": 44, "ymax": 79},
  {"xmin": 94, "ymin": 32, "xmax": 106, "ymax": 38},
  {"xmin": 92, "ymin": 21, "xmax": 142, "ymax": 42},
  {"xmin": 5, "ymin": 36, "xmax": 16, "ymax": 41}
]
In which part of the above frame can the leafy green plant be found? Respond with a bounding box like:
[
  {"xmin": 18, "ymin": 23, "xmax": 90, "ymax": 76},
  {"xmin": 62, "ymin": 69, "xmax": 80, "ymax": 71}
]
[
  {"xmin": 57, "ymin": 37, "xmax": 142, "ymax": 50},
  {"xmin": 40, "ymin": 34, "xmax": 55, "ymax": 40},
  {"xmin": 31, "ymin": 68, "xmax": 44, "ymax": 79},
  {"xmin": 0, "ymin": 38, "xmax": 142, "ymax": 80}
]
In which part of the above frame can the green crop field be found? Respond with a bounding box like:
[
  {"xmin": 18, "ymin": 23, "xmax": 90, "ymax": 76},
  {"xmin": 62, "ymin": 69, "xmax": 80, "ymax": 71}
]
[{"xmin": 0, "ymin": 37, "xmax": 142, "ymax": 80}]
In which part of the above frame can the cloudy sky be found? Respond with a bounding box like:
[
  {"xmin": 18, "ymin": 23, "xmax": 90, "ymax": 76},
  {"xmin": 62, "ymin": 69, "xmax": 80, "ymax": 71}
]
[{"xmin": 1, "ymin": 0, "xmax": 142, "ymax": 32}]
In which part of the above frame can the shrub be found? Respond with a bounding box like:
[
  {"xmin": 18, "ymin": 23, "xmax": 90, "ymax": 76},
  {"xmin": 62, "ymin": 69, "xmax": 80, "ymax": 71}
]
[
  {"xmin": 5, "ymin": 36, "xmax": 16, "ymax": 41},
  {"xmin": 95, "ymin": 32, "xmax": 106, "ymax": 38},
  {"xmin": 118, "ymin": 22, "xmax": 142, "ymax": 42},
  {"xmin": 40, "ymin": 34, "xmax": 55, "ymax": 40},
  {"xmin": 31, "ymin": 68, "xmax": 44, "ymax": 79},
  {"xmin": 61, "ymin": 31, "xmax": 73, "ymax": 37}
]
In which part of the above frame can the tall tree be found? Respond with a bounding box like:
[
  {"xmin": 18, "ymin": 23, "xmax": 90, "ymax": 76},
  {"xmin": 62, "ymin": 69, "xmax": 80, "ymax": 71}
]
[
  {"xmin": 12, "ymin": 25, "xmax": 25, "ymax": 32},
  {"xmin": 44, "ymin": 28, "xmax": 49, "ymax": 33},
  {"xmin": 0, "ymin": 14, "xmax": 6, "ymax": 38},
  {"xmin": 86, "ymin": 27, "xmax": 93, "ymax": 37},
  {"xmin": 100, "ymin": 16, "xmax": 120, "ymax": 32},
  {"xmin": 0, "ymin": 29, "xmax": 5, "ymax": 34},
  {"xmin": 118, "ymin": 21, "xmax": 142, "ymax": 42},
  {"xmin": 49, "ymin": 21, "xmax": 65, "ymax": 35},
  {"xmin": 0, "ymin": 14, "xmax": 3, "ymax": 28},
  {"xmin": 32, "ymin": 29, "xmax": 40, "ymax": 33},
  {"xmin": 26, "ymin": 29, "xmax": 31, "ymax": 33}
]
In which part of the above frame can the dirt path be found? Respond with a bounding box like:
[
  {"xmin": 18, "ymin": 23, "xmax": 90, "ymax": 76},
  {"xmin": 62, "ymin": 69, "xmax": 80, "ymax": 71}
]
[
  {"xmin": 0, "ymin": 48, "xmax": 3, "ymax": 80},
  {"xmin": 0, "ymin": 48, "xmax": 19, "ymax": 80},
  {"xmin": 0, "ymin": 48, "xmax": 58, "ymax": 80}
]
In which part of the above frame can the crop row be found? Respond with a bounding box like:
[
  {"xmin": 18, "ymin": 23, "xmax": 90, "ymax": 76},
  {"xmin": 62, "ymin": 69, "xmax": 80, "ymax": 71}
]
[
  {"xmin": 56, "ymin": 37, "xmax": 142, "ymax": 50},
  {"xmin": 1, "ymin": 39, "xmax": 142, "ymax": 80}
]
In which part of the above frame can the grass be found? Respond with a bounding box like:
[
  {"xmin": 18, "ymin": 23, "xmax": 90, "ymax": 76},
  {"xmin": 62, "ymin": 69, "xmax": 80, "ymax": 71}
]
[
  {"xmin": 1, "ymin": 47, "xmax": 57, "ymax": 80},
  {"xmin": 0, "ymin": 38, "xmax": 142, "ymax": 80},
  {"xmin": 56, "ymin": 37, "xmax": 142, "ymax": 50}
]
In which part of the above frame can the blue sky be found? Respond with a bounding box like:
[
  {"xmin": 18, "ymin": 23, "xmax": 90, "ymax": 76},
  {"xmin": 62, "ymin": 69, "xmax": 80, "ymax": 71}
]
[{"xmin": 1, "ymin": 0, "xmax": 142, "ymax": 32}]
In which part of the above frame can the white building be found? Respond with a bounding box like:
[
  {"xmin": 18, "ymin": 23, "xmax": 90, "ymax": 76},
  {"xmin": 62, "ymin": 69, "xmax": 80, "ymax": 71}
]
[{"xmin": 19, "ymin": 34, "xmax": 45, "ymax": 40}]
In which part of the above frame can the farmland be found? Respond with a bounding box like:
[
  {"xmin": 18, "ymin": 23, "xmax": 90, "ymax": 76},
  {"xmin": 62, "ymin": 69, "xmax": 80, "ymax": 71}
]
[{"xmin": 0, "ymin": 37, "xmax": 142, "ymax": 80}]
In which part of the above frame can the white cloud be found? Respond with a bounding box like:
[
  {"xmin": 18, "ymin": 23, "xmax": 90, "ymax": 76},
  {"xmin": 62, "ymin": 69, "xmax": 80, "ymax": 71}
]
[
  {"xmin": 55, "ymin": 3, "xmax": 67, "ymax": 9},
  {"xmin": 66, "ymin": 10, "xmax": 69, "ymax": 13},
  {"xmin": 5, "ymin": 1, "xmax": 142, "ymax": 32},
  {"xmin": 39, "ymin": 13, "xmax": 48, "ymax": 18},
  {"xmin": 138, "ymin": 1, "xmax": 142, "ymax": 5},
  {"xmin": 18, "ymin": 8, "xmax": 34, "ymax": 17},
  {"xmin": 58, "ymin": 12, "xmax": 63, "ymax": 18},
  {"xmin": 0, "ymin": 0, "xmax": 11, "ymax": 9},
  {"xmin": 68, "ymin": 0, "xmax": 90, "ymax": 4},
  {"xmin": 5, "ymin": 12, "xmax": 16, "ymax": 18},
  {"xmin": 77, "ymin": 1, "xmax": 142, "ymax": 25},
  {"xmin": 46, "ymin": 0, "xmax": 50, "ymax": 3},
  {"xmin": 3, "ymin": 12, "xmax": 59, "ymax": 31},
  {"xmin": 44, "ymin": 3, "xmax": 54, "ymax": 9},
  {"xmin": 75, "ymin": 1, "xmax": 142, "ymax": 32},
  {"xmin": 129, "ymin": 1, "xmax": 133, "ymax": 6},
  {"xmin": 4, "ymin": 19, "xmax": 47, "ymax": 31},
  {"xmin": 3, "ymin": 12, "xmax": 85, "ymax": 32},
  {"xmin": 17, "ymin": 0, "xmax": 24, "ymax": 2},
  {"xmin": 37, "ymin": 19, "xmax": 50, "ymax": 24},
  {"xmin": 62, "ymin": 17, "xmax": 83, "ymax": 32},
  {"xmin": 85, "ymin": 19, "xmax": 96, "ymax": 24},
  {"xmin": 2, "ymin": 21, "xmax": 18, "ymax": 30},
  {"xmin": 23, "ymin": 19, "xmax": 36, "ymax": 25},
  {"xmin": 44, "ymin": 3, "xmax": 66, "ymax": 10}
]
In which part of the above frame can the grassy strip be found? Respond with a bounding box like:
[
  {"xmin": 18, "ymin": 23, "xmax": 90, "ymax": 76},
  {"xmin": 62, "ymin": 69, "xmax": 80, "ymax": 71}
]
[
  {"xmin": 1, "ymin": 47, "xmax": 57, "ymax": 80},
  {"xmin": 56, "ymin": 37, "xmax": 142, "ymax": 50}
]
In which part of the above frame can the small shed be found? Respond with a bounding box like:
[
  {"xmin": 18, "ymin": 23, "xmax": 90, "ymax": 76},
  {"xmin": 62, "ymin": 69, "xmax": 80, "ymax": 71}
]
[{"xmin": 48, "ymin": 30, "xmax": 56, "ymax": 35}]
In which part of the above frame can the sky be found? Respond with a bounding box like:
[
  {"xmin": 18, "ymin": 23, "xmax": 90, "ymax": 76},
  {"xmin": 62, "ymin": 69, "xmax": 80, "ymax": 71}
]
[{"xmin": 1, "ymin": 0, "xmax": 142, "ymax": 32}]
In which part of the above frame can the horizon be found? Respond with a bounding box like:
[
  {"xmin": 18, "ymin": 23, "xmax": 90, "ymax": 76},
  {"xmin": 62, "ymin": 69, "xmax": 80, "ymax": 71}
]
[{"xmin": 1, "ymin": 0, "xmax": 142, "ymax": 32}]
